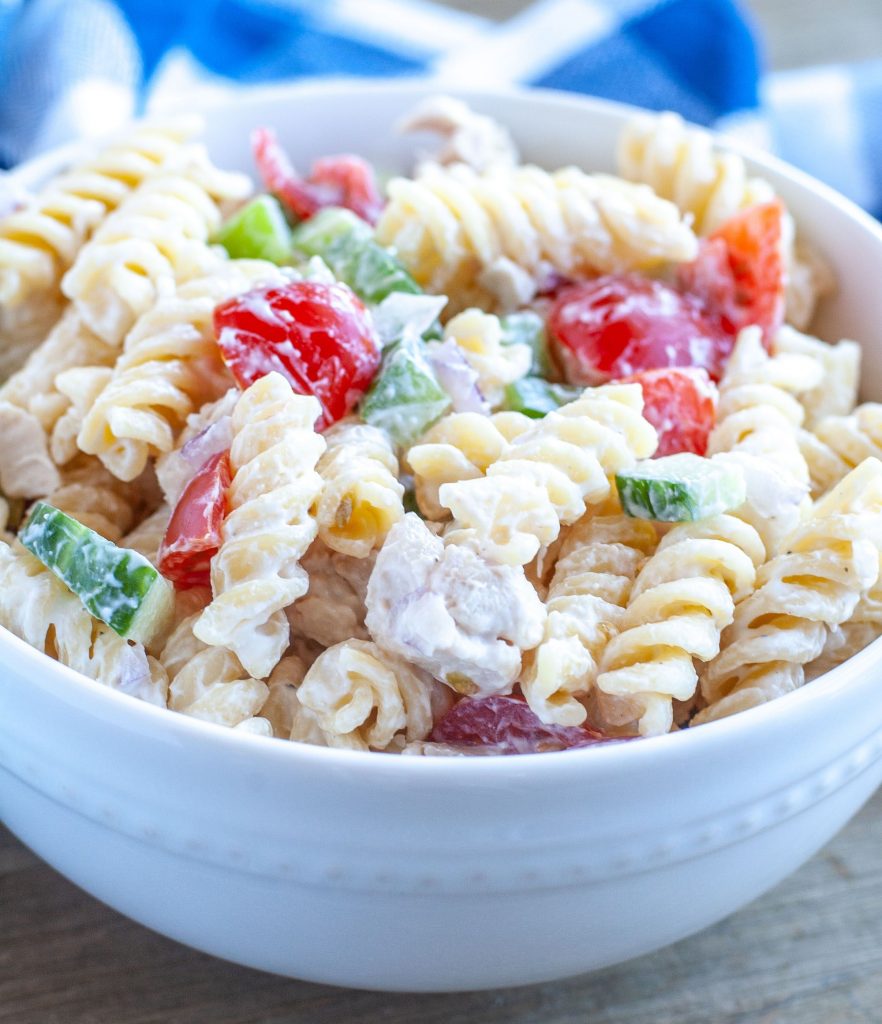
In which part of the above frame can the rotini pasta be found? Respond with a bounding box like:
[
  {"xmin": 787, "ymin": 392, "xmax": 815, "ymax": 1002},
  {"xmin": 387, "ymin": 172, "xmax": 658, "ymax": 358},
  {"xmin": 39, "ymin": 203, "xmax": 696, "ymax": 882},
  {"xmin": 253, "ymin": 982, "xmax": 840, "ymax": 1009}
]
[
  {"xmin": 0, "ymin": 307, "xmax": 116, "ymax": 433},
  {"xmin": 406, "ymin": 411, "xmax": 509, "ymax": 520},
  {"xmin": 376, "ymin": 161, "xmax": 698, "ymax": 312},
  {"xmin": 707, "ymin": 327, "xmax": 818, "ymax": 483},
  {"xmin": 617, "ymin": 110, "xmax": 834, "ymax": 329},
  {"xmin": 76, "ymin": 260, "xmax": 289, "ymax": 481},
  {"xmin": 707, "ymin": 327, "xmax": 817, "ymax": 552},
  {"xmin": 296, "ymin": 639, "xmax": 437, "ymax": 751},
  {"xmin": 193, "ymin": 373, "xmax": 326, "ymax": 679},
  {"xmin": 314, "ymin": 421, "xmax": 404, "ymax": 558},
  {"xmin": 161, "ymin": 612, "xmax": 270, "ymax": 730},
  {"xmin": 521, "ymin": 514, "xmax": 658, "ymax": 727},
  {"xmin": 259, "ymin": 653, "xmax": 318, "ymax": 741},
  {"xmin": 120, "ymin": 504, "xmax": 171, "ymax": 564},
  {"xmin": 0, "ymin": 402, "xmax": 60, "ymax": 498},
  {"xmin": 774, "ymin": 325, "xmax": 859, "ymax": 426},
  {"xmin": 437, "ymin": 308, "xmax": 531, "ymax": 408},
  {"xmin": 44, "ymin": 455, "xmax": 159, "ymax": 543},
  {"xmin": 440, "ymin": 384, "xmax": 658, "ymax": 565},
  {"xmin": 595, "ymin": 514, "xmax": 766, "ymax": 736},
  {"xmin": 0, "ymin": 539, "xmax": 167, "ymax": 705},
  {"xmin": 61, "ymin": 148, "xmax": 248, "ymax": 346},
  {"xmin": 695, "ymin": 458, "xmax": 882, "ymax": 724},
  {"xmin": 799, "ymin": 403, "xmax": 882, "ymax": 498},
  {"xmin": 0, "ymin": 116, "xmax": 202, "ymax": 310}
]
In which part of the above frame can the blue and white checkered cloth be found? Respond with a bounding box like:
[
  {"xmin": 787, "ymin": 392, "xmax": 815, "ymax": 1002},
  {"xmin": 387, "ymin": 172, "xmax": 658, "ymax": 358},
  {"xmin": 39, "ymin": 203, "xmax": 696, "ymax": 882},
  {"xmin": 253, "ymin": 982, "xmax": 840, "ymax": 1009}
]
[{"xmin": 2, "ymin": 0, "xmax": 881, "ymax": 217}]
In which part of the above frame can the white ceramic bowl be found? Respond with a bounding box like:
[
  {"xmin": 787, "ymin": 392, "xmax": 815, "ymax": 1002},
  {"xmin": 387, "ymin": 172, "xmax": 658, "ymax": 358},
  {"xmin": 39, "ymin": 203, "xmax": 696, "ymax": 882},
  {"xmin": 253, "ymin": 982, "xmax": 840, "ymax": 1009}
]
[{"xmin": 4, "ymin": 81, "xmax": 882, "ymax": 994}]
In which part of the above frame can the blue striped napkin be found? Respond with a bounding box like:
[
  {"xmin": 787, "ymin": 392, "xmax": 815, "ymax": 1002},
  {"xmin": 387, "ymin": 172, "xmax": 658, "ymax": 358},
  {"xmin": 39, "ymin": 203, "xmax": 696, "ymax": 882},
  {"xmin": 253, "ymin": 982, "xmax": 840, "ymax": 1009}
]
[{"xmin": 1, "ymin": 0, "xmax": 881, "ymax": 217}]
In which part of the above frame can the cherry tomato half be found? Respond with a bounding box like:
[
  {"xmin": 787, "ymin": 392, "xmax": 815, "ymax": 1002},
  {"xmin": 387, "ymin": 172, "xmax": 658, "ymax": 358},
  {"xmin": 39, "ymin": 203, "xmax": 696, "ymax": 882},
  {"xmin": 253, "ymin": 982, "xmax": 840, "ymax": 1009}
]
[
  {"xmin": 252, "ymin": 127, "xmax": 384, "ymax": 224},
  {"xmin": 214, "ymin": 280, "xmax": 381, "ymax": 431},
  {"xmin": 158, "ymin": 450, "xmax": 231, "ymax": 589},
  {"xmin": 620, "ymin": 367, "xmax": 718, "ymax": 457},
  {"xmin": 678, "ymin": 199, "xmax": 786, "ymax": 345},
  {"xmin": 549, "ymin": 274, "xmax": 729, "ymax": 383}
]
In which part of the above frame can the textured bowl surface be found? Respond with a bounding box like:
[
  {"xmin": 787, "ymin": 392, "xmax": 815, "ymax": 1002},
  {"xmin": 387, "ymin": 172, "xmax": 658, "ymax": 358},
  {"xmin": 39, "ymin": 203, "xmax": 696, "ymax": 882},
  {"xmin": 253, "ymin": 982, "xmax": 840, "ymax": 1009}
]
[{"xmin": 3, "ymin": 80, "xmax": 882, "ymax": 993}]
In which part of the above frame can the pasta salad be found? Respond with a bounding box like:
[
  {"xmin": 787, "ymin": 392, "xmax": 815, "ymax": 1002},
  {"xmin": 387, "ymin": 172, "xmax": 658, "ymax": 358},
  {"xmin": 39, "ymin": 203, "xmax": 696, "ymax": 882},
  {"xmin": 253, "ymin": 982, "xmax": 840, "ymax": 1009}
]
[{"xmin": 1, "ymin": 96, "xmax": 880, "ymax": 755}]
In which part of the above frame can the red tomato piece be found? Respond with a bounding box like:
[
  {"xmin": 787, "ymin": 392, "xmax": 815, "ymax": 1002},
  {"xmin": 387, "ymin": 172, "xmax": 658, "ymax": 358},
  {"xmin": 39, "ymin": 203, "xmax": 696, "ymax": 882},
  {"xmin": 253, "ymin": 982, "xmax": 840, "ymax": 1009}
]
[
  {"xmin": 430, "ymin": 694, "xmax": 614, "ymax": 755},
  {"xmin": 252, "ymin": 127, "xmax": 383, "ymax": 224},
  {"xmin": 678, "ymin": 200, "xmax": 786, "ymax": 345},
  {"xmin": 620, "ymin": 367, "xmax": 718, "ymax": 457},
  {"xmin": 214, "ymin": 280, "xmax": 381, "ymax": 431},
  {"xmin": 158, "ymin": 450, "xmax": 231, "ymax": 590},
  {"xmin": 310, "ymin": 154, "xmax": 385, "ymax": 225},
  {"xmin": 549, "ymin": 274, "xmax": 730, "ymax": 383},
  {"xmin": 251, "ymin": 127, "xmax": 331, "ymax": 221}
]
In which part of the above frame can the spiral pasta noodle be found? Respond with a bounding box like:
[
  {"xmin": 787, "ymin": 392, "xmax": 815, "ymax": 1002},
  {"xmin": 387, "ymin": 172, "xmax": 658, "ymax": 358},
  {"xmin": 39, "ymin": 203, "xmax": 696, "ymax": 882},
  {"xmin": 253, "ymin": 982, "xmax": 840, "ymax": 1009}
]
[
  {"xmin": 76, "ymin": 260, "xmax": 288, "ymax": 481},
  {"xmin": 798, "ymin": 403, "xmax": 882, "ymax": 499},
  {"xmin": 0, "ymin": 115, "xmax": 203, "ymax": 309},
  {"xmin": 296, "ymin": 639, "xmax": 436, "ymax": 751},
  {"xmin": 161, "ymin": 612, "xmax": 270, "ymax": 732},
  {"xmin": 61, "ymin": 148, "xmax": 248, "ymax": 346},
  {"xmin": 617, "ymin": 110, "xmax": 833, "ymax": 329},
  {"xmin": 707, "ymin": 327, "xmax": 819, "ymax": 552},
  {"xmin": 0, "ymin": 308, "xmax": 116, "ymax": 433},
  {"xmin": 708, "ymin": 327, "xmax": 819, "ymax": 483},
  {"xmin": 43, "ymin": 455, "xmax": 157, "ymax": 543},
  {"xmin": 594, "ymin": 514, "xmax": 765, "ymax": 736},
  {"xmin": 193, "ymin": 373, "xmax": 326, "ymax": 679},
  {"xmin": 618, "ymin": 111, "xmax": 775, "ymax": 235},
  {"xmin": 440, "ymin": 384, "xmax": 658, "ymax": 565},
  {"xmin": 314, "ymin": 421, "xmax": 405, "ymax": 558},
  {"xmin": 376, "ymin": 161, "xmax": 698, "ymax": 310},
  {"xmin": 120, "ymin": 504, "xmax": 171, "ymax": 564},
  {"xmin": 774, "ymin": 326, "xmax": 859, "ymax": 426},
  {"xmin": 0, "ymin": 539, "xmax": 167, "ymax": 705},
  {"xmin": 0, "ymin": 402, "xmax": 61, "ymax": 499},
  {"xmin": 695, "ymin": 458, "xmax": 882, "ymax": 725},
  {"xmin": 406, "ymin": 411, "xmax": 509, "ymax": 520},
  {"xmin": 521, "ymin": 514, "xmax": 658, "ymax": 727},
  {"xmin": 258, "ymin": 653, "xmax": 321, "ymax": 741}
]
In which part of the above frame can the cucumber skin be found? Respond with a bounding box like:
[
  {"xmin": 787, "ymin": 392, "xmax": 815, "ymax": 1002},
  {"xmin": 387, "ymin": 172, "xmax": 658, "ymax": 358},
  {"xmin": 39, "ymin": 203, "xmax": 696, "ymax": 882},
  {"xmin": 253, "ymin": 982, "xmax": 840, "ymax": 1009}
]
[
  {"xmin": 504, "ymin": 378, "xmax": 582, "ymax": 419},
  {"xmin": 361, "ymin": 341, "xmax": 451, "ymax": 447},
  {"xmin": 291, "ymin": 207, "xmax": 420, "ymax": 303},
  {"xmin": 616, "ymin": 457, "xmax": 746, "ymax": 523},
  {"xmin": 20, "ymin": 502, "xmax": 173, "ymax": 643},
  {"xmin": 616, "ymin": 475, "xmax": 702, "ymax": 522}
]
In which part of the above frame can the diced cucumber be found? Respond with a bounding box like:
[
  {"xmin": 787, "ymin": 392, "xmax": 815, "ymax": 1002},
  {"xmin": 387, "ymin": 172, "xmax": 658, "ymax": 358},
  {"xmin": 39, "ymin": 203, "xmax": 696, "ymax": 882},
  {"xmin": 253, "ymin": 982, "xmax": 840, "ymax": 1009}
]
[
  {"xmin": 616, "ymin": 454, "xmax": 746, "ymax": 523},
  {"xmin": 503, "ymin": 377, "xmax": 582, "ymax": 419},
  {"xmin": 291, "ymin": 207, "xmax": 421, "ymax": 303},
  {"xmin": 291, "ymin": 206, "xmax": 373, "ymax": 254},
  {"xmin": 20, "ymin": 502, "xmax": 174, "ymax": 645},
  {"xmin": 500, "ymin": 311, "xmax": 550, "ymax": 377},
  {"xmin": 360, "ymin": 340, "xmax": 451, "ymax": 447},
  {"xmin": 213, "ymin": 195, "xmax": 293, "ymax": 265}
]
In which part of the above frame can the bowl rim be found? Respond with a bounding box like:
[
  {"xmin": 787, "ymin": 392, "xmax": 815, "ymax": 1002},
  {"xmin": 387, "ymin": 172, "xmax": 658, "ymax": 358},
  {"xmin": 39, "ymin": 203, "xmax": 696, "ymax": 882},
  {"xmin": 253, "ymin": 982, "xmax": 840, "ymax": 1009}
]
[{"xmin": 7, "ymin": 77, "xmax": 882, "ymax": 774}]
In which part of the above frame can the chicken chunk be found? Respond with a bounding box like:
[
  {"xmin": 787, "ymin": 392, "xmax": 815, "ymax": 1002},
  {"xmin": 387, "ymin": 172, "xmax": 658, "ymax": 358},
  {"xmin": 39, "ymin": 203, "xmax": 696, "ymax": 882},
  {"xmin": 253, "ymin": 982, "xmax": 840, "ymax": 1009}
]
[{"xmin": 366, "ymin": 513, "xmax": 546, "ymax": 696}]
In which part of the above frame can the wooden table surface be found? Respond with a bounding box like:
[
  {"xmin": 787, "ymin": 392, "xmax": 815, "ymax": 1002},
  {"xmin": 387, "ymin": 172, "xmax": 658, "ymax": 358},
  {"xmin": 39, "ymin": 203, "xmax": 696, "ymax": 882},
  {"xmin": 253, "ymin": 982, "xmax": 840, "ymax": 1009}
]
[{"xmin": 5, "ymin": 3, "xmax": 882, "ymax": 1022}]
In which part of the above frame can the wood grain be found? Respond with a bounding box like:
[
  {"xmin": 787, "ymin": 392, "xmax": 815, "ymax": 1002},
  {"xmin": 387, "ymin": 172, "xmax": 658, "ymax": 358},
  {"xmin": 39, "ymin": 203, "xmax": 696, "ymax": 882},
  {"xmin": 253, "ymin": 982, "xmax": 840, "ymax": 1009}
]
[{"xmin": 5, "ymin": 2, "xmax": 882, "ymax": 1021}]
